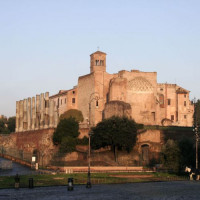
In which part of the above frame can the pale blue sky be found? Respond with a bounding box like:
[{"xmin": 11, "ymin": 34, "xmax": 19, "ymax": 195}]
[{"xmin": 0, "ymin": 0, "xmax": 200, "ymax": 117}]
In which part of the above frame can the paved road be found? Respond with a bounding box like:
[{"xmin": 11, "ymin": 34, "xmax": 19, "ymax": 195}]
[{"xmin": 0, "ymin": 181, "xmax": 200, "ymax": 200}]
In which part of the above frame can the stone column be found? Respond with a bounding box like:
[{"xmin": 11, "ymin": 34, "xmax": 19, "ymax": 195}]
[
  {"xmin": 23, "ymin": 99, "xmax": 28, "ymax": 131},
  {"xmin": 44, "ymin": 92, "xmax": 49, "ymax": 129},
  {"xmin": 31, "ymin": 97, "xmax": 36, "ymax": 130},
  {"xmin": 49, "ymin": 99, "xmax": 54, "ymax": 128},
  {"xmin": 19, "ymin": 100, "xmax": 24, "ymax": 132},
  {"xmin": 15, "ymin": 101, "xmax": 19, "ymax": 132},
  {"xmin": 40, "ymin": 93, "xmax": 45, "ymax": 129},
  {"xmin": 27, "ymin": 98, "xmax": 31, "ymax": 131},
  {"xmin": 35, "ymin": 95, "xmax": 40, "ymax": 130}
]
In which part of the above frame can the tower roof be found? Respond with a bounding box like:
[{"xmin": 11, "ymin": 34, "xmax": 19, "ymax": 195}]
[{"xmin": 90, "ymin": 51, "xmax": 107, "ymax": 56}]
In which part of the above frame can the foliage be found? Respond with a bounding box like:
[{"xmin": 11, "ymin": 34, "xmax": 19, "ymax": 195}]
[
  {"xmin": 194, "ymin": 99, "xmax": 200, "ymax": 125},
  {"xmin": 0, "ymin": 116, "xmax": 15, "ymax": 134},
  {"xmin": 76, "ymin": 136, "xmax": 89, "ymax": 145},
  {"xmin": 178, "ymin": 137, "xmax": 195, "ymax": 168},
  {"xmin": 53, "ymin": 117, "xmax": 79, "ymax": 145},
  {"xmin": 161, "ymin": 139, "xmax": 180, "ymax": 172},
  {"xmin": 7, "ymin": 116, "xmax": 16, "ymax": 133},
  {"xmin": 53, "ymin": 117, "xmax": 80, "ymax": 153},
  {"xmin": 59, "ymin": 137, "xmax": 77, "ymax": 153},
  {"xmin": 60, "ymin": 109, "xmax": 84, "ymax": 122},
  {"xmin": 91, "ymin": 116, "xmax": 138, "ymax": 162}
]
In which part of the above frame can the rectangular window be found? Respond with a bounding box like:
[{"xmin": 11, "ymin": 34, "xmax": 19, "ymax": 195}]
[
  {"xmin": 184, "ymin": 101, "xmax": 186, "ymax": 106},
  {"xmin": 171, "ymin": 115, "xmax": 174, "ymax": 121},
  {"xmin": 168, "ymin": 99, "xmax": 171, "ymax": 105},
  {"xmin": 57, "ymin": 98, "xmax": 59, "ymax": 107},
  {"xmin": 72, "ymin": 91, "xmax": 75, "ymax": 94},
  {"xmin": 184, "ymin": 94, "xmax": 186, "ymax": 98},
  {"xmin": 65, "ymin": 98, "xmax": 66, "ymax": 104},
  {"xmin": 184, "ymin": 115, "xmax": 187, "ymax": 119},
  {"xmin": 152, "ymin": 112, "xmax": 155, "ymax": 121},
  {"xmin": 72, "ymin": 98, "xmax": 75, "ymax": 104}
]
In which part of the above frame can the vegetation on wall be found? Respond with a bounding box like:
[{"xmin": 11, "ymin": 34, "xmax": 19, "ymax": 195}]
[
  {"xmin": 0, "ymin": 116, "xmax": 16, "ymax": 134},
  {"xmin": 91, "ymin": 116, "xmax": 138, "ymax": 162},
  {"xmin": 60, "ymin": 109, "xmax": 84, "ymax": 123}
]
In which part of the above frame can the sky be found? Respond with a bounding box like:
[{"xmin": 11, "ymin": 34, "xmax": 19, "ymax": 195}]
[{"xmin": 0, "ymin": 0, "xmax": 200, "ymax": 117}]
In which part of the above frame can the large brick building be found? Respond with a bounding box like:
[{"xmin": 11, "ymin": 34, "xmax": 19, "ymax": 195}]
[{"xmin": 15, "ymin": 51, "xmax": 194, "ymax": 132}]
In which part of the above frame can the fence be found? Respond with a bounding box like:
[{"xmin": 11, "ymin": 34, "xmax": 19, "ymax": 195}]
[{"xmin": 0, "ymin": 146, "xmax": 33, "ymax": 164}]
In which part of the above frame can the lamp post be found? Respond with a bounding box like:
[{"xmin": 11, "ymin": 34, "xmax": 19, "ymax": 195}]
[
  {"xmin": 86, "ymin": 92, "xmax": 100, "ymax": 188},
  {"xmin": 86, "ymin": 130, "xmax": 93, "ymax": 188}
]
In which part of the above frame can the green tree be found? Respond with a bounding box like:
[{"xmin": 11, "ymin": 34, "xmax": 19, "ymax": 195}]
[
  {"xmin": 194, "ymin": 99, "xmax": 200, "ymax": 125},
  {"xmin": 59, "ymin": 137, "xmax": 77, "ymax": 153},
  {"xmin": 7, "ymin": 116, "xmax": 16, "ymax": 133},
  {"xmin": 161, "ymin": 139, "xmax": 181, "ymax": 172},
  {"xmin": 178, "ymin": 137, "xmax": 195, "ymax": 169},
  {"xmin": 60, "ymin": 109, "xmax": 84, "ymax": 122},
  {"xmin": 91, "ymin": 116, "xmax": 137, "ymax": 162},
  {"xmin": 53, "ymin": 117, "xmax": 79, "ymax": 145},
  {"xmin": 0, "ymin": 117, "xmax": 9, "ymax": 134},
  {"xmin": 53, "ymin": 117, "xmax": 80, "ymax": 153}
]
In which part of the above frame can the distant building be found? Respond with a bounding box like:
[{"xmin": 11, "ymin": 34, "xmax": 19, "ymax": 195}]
[{"xmin": 15, "ymin": 51, "xmax": 194, "ymax": 132}]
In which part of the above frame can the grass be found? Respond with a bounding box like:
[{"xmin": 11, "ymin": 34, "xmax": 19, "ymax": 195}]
[{"xmin": 0, "ymin": 172, "xmax": 188, "ymax": 189}]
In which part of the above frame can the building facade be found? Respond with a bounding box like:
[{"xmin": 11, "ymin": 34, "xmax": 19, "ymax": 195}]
[{"xmin": 15, "ymin": 51, "xmax": 194, "ymax": 132}]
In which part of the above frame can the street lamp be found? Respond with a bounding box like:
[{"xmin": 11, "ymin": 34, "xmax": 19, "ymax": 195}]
[
  {"xmin": 86, "ymin": 130, "xmax": 93, "ymax": 188},
  {"xmin": 86, "ymin": 92, "xmax": 100, "ymax": 188}
]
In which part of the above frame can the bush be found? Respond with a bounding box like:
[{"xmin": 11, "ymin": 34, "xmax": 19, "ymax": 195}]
[{"xmin": 59, "ymin": 137, "xmax": 77, "ymax": 153}]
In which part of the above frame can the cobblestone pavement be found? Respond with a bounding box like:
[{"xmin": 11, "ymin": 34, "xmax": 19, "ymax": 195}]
[{"xmin": 0, "ymin": 181, "xmax": 200, "ymax": 200}]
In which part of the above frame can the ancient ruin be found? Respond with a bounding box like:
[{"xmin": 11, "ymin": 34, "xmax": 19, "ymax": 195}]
[
  {"xmin": 15, "ymin": 92, "xmax": 58, "ymax": 132},
  {"xmin": 16, "ymin": 51, "xmax": 194, "ymax": 132}
]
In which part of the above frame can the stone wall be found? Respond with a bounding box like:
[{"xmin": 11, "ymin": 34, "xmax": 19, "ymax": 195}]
[
  {"xmin": 103, "ymin": 101, "xmax": 132, "ymax": 119},
  {"xmin": 0, "ymin": 129, "xmax": 56, "ymax": 166}
]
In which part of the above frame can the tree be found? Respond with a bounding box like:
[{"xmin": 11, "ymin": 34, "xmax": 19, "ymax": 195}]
[
  {"xmin": 194, "ymin": 99, "xmax": 200, "ymax": 125},
  {"xmin": 53, "ymin": 117, "xmax": 79, "ymax": 145},
  {"xmin": 178, "ymin": 137, "xmax": 195, "ymax": 169},
  {"xmin": 60, "ymin": 109, "xmax": 84, "ymax": 122},
  {"xmin": 59, "ymin": 137, "xmax": 77, "ymax": 153},
  {"xmin": 0, "ymin": 117, "xmax": 9, "ymax": 134},
  {"xmin": 53, "ymin": 117, "xmax": 80, "ymax": 153},
  {"xmin": 161, "ymin": 139, "xmax": 181, "ymax": 172},
  {"xmin": 91, "ymin": 116, "xmax": 137, "ymax": 162},
  {"xmin": 7, "ymin": 116, "xmax": 16, "ymax": 133}
]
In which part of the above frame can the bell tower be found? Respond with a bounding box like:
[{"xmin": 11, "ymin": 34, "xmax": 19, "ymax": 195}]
[{"xmin": 90, "ymin": 51, "xmax": 106, "ymax": 73}]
